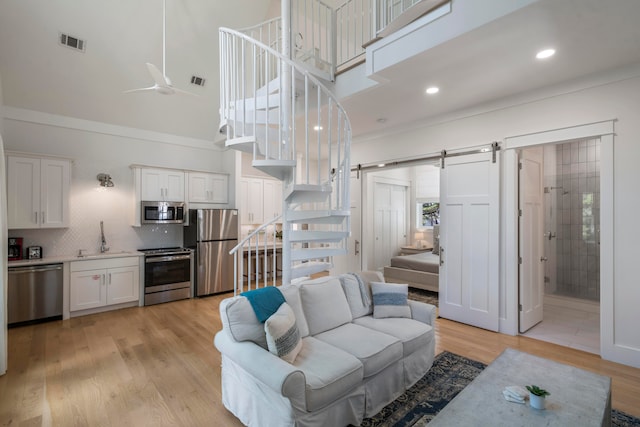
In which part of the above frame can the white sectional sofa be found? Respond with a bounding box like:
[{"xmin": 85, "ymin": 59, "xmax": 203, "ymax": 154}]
[{"xmin": 214, "ymin": 271, "xmax": 437, "ymax": 427}]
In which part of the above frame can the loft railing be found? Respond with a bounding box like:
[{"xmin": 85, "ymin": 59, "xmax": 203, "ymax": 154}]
[
  {"xmin": 335, "ymin": 0, "xmax": 371, "ymax": 70},
  {"xmin": 229, "ymin": 216, "xmax": 282, "ymax": 295}
]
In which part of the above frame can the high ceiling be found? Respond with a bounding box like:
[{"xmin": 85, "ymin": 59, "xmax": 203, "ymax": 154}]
[{"xmin": 1, "ymin": 0, "xmax": 640, "ymax": 143}]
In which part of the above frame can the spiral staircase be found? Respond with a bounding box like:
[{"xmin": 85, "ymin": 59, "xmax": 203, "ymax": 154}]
[{"xmin": 221, "ymin": 3, "xmax": 352, "ymax": 293}]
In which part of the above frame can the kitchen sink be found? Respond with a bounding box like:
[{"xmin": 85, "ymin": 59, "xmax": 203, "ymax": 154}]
[{"xmin": 76, "ymin": 250, "xmax": 136, "ymax": 259}]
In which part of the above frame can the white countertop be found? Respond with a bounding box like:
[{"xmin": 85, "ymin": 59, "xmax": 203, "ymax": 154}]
[{"xmin": 8, "ymin": 251, "xmax": 144, "ymax": 267}]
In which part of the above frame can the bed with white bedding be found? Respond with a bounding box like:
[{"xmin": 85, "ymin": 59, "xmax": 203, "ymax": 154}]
[{"xmin": 383, "ymin": 251, "xmax": 440, "ymax": 292}]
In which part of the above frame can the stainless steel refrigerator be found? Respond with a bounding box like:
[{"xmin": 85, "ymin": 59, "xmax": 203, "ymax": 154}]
[{"xmin": 183, "ymin": 209, "xmax": 238, "ymax": 296}]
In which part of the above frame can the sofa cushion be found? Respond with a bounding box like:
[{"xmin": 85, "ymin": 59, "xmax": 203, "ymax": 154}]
[
  {"xmin": 371, "ymin": 282, "xmax": 411, "ymax": 319},
  {"xmin": 315, "ymin": 323, "xmax": 403, "ymax": 378},
  {"xmin": 220, "ymin": 296, "xmax": 267, "ymax": 349},
  {"xmin": 353, "ymin": 316, "xmax": 434, "ymax": 357},
  {"xmin": 265, "ymin": 303, "xmax": 303, "ymax": 363},
  {"xmin": 339, "ymin": 274, "xmax": 372, "ymax": 319},
  {"xmin": 279, "ymin": 285, "xmax": 310, "ymax": 338},
  {"xmin": 293, "ymin": 336, "xmax": 364, "ymax": 412},
  {"xmin": 299, "ymin": 277, "xmax": 353, "ymax": 335}
]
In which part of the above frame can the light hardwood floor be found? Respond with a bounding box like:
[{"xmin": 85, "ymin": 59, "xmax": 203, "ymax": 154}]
[{"xmin": 1, "ymin": 295, "xmax": 639, "ymax": 426}]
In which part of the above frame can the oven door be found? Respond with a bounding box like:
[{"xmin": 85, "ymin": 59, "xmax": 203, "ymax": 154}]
[{"xmin": 144, "ymin": 254, "xmax": 192, "ymax": 292}]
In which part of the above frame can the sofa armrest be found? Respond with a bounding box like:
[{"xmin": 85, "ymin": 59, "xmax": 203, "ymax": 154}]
[
  {"xmin": 214, "ymin": 331, "xmax": 307, "ymax": 408},
  {"xmin": 408, "ymin": 300, "xmax": 437, "ymax": 326}
]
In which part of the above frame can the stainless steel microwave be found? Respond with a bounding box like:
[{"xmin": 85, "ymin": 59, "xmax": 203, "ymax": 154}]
[{"xmin": 141, "ymin": 201, "xmax": 185, "ymax": 224}]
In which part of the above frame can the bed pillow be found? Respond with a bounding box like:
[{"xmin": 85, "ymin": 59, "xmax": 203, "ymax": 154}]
[
  {"xmin": 264, "ymin": 302, "xmax": 303, "ymax": 363},
  {"xmin": 371, "ymin": 282, "xmax": 411, "ymax": 319},
  {"xmin": 432, "ymin": 225, "xmax": 440, "ymax": 255}
]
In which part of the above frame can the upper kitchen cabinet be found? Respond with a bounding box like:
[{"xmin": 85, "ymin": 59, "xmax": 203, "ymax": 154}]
[
  {"xmin": 7, "ymin": 154, "xmax": 71, "ymax": 229},
  {"xmin": 187, "ymin": 172, "xmax": 228, "ymax": 204},
  {"xmin": 140, "ymin": 168, "xmax": 184, "ymax": 202}
]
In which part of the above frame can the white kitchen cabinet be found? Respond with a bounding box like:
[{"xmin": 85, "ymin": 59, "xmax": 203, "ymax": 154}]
[
  {"xmin": 239, "ymin": 178, "xmax": 265, "ymax": 224},
  {"xmin": 263, "ymin": 179, "xmax": 282, "ymax": 221},
  {"xmin": 7, "ymin": 155, "xmax": 70, "ymax": 229},
  {"xmin": 239, "ymin": 177, "xmax": 283, "ymax": 224},
  {"xmin": 69, "ymin": 257, "xmax": 140, "ymax": 312},
  {"xmin": 188, "ymin": 172, "xmax": 228, "ymax": 204},
  {"xmin": 141, "ymin": 168, "xmax": 184, "ymax": 201}
]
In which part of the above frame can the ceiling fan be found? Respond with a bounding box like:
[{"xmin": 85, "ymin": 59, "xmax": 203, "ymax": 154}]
[{"xmin": 124, "ymin": 0, "xmax": 197, "ymax": 96}]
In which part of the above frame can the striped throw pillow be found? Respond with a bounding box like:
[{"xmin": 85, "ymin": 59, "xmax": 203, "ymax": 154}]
[
  {"xmin": 371, "ymin": 282, "xmax": 411, "ymax": 319},
  {"xmin": 264, "ymin": 302, "xmax": 302, "ymax": 363}
]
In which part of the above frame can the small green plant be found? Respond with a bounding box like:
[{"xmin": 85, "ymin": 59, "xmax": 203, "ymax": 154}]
[{"xmin": 526, "ymin": 385, "xmax": 550, "ymax": 397}]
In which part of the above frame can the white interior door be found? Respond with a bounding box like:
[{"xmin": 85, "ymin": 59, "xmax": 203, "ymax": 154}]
[
  {"xmin": 372, "ymin": 180, "xmax": 407, "ymax": 271},
  {"xmin": 519, "ymin": 147, "xmax": 545, "ymax": 332},
  {"xmin": 439, "ymin": 151, "xmax": 499, "ymax": 331},
  {"xmin": 332, "ymin": 172, "xmax": 362, "ymax": 274}
]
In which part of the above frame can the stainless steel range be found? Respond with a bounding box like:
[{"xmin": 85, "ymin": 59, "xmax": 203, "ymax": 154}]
[{"xmin": 139, "ymin": 247, "xmax": 193, "ymax": 306}]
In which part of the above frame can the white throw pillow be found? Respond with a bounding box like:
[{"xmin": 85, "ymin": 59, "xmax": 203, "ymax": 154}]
[
  {"xmin": 371, "ymin": 282, "xmax": 412, "ymax": 319},
  {"xmin": 299, "ymin": 277, "xmax": 353, "ymax": 335},
  {"xmin": 264, "ymin": 302, "xmax": 303, "ymax": 363}
]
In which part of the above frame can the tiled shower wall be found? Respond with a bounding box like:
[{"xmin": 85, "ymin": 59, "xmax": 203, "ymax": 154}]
[{"xmin": 544, "ymin": 139, "xmax": 600, "ymax": 301}]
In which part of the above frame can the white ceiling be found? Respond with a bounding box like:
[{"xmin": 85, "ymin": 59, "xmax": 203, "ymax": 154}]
[
  {"xmin": 342, "ymin": 0, "xmax": 640, "ymax": 138},
  {"xmin": 1, "ymin": 0, "xmax": 640, "ymax": 142}
]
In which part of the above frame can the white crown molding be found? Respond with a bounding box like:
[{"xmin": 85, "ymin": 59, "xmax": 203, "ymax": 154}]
[
  {"xmin": 353, "ymin": 61, "xmax": 640, "ymax": 145},
  {"xmin": 2, "ymin": 106, "xmax": 223, "ymax": 151}
]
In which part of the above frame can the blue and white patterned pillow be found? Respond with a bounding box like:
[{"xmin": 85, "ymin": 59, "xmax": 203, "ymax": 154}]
[
  {"xmin": 264, "ymin": 302, "xmax": 302, "ymax": 363},
  {"xmin": 371, "ymin": 282, "xmax": 411, "ymax": 319}
]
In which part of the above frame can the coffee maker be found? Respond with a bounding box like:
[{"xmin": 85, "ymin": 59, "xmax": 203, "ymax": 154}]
[{"xmin": 8, "ymin": 237, "xmax": 23, "ymax": 261}]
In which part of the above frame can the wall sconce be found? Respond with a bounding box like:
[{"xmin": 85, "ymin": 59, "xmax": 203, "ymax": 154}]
[{"xmin": 97, "ymin": 173, "xmax": 114, "ymax": 187}]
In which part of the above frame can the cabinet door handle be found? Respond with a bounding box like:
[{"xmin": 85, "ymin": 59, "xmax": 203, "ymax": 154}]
[
  {"xmin": 103, "ymin": 274, "xmax": 107, "ymax": 285},
  {"xmin": 108, "ymin": 273, "xmax": 112, "ymax": 284},
  {"xmin": 355, "ymin": 239, "xmax": 360, "ymax": 255},
  {"xmin": 42, "ymin": 211, "xmax": 45, "ymax": 224},
  {"xmin": 35, "ymin": 212, "xmax": 38, "ymax": 223}
]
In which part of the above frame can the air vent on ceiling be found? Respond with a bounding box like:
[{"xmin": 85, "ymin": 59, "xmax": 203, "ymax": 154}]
[
  {"xmin": 191, "ymin": 76, "xmax": 206, "ymax": 87},
  {"xmin": 59, "ymin": 32, "xmax": 85, "ymax": 52}
]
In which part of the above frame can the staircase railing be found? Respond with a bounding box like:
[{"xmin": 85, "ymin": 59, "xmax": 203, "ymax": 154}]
[
  {"xmin": 219, "ymin": 26, "xmax": 351, "ymax": 211},
  {"xmin": 290, "ymin": 0, "xmax": 336, "ymax": 80},
  {"xmin": 229, "ymin": 215, "xmax": 282, "ymax": 295}
]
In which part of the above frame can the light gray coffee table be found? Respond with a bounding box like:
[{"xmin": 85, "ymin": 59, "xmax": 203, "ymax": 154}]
[{"xmin": 429, "ymin": 348, "xmax": 611, "ymax": 427}]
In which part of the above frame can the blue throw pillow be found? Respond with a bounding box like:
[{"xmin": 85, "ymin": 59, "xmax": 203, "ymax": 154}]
[{"xmin": 371, "ymin": 282, "xmax": 411, "ymax": 319}]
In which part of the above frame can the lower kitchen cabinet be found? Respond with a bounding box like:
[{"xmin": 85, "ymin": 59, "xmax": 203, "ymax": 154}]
[{"xmin": 69, "ymin": 257, "xmax": 140, "ymax": 312}]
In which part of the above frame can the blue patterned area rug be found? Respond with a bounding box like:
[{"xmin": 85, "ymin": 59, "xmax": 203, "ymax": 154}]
[{"xmin": 360, "ymin": 351, "xmax": 640, "ymax": 426}]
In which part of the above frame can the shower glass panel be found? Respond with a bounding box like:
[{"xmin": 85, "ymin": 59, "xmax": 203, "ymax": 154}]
[{"xmin": 543, "ymin": 139, "xmax": 600, "ymax": 301}]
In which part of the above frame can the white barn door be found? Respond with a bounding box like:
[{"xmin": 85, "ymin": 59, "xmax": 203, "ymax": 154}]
[
  {"xmin": 519, "ymin": 147, "xmax": 545, "ymax": 332},
  {"xmin": 439, "ymin": 151, "xmax": 500, "ymax": 331}
]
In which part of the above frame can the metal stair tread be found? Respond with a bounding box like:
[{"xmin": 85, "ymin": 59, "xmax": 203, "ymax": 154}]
[
  {"xmin": 285, "ymin": 184, "xmax": 332, "ymax": 203},
  {"xmin": 290, "ymin": 261, "xmax": 333, "ymax": 279},
  {"xmin": 286, "ymin": 209, "xmax": 350, "ymax": 223},
  {"xmin": 290, "ymin": 247, "xmax": 347, "ymax": 261},
  {"xmin": 289, "ymin": 230, "xmax": 349, "ymax": 242},
  {"xmin": 252, "ymin": 159, "xmax": 296, "ymax": 180}
]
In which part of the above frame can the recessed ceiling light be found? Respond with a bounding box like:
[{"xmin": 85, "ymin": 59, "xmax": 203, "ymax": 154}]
[
  {"xmin": 426, "ymin": 87, "xmax": 439, "ymax": 95},
  {"xmin": 536, "ymin": 48, "xmax": 556, "ymax": 59},
  {"xmin": 376, "ymin": 118, "xmax": 387, "ymax": 124}
]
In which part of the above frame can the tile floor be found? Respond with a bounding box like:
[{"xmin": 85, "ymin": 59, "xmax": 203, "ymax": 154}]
[{"xmin": 522, "ymin": 295, "xmax": 600, "ymax": 355}]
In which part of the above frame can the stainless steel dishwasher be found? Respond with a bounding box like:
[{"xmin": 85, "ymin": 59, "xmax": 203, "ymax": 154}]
[{"xmin": 8, "ymin": 264, "xmax": 63, "ymax": 326}]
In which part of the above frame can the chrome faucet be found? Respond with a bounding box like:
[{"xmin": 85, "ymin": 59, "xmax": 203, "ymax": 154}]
[{"xmin": 100, "ymin": 221, "xmax": 110, "ymax": 253}]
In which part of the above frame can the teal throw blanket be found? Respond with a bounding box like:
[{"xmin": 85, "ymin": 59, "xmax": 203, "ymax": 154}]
[{"xmin": 241, "ymin": 287, "xmax": 286, "ymax": 323}]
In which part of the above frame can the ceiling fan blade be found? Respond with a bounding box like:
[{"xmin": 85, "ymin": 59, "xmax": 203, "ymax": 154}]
[
  {"xmin": 171, "ymin": 86, "xmax": 200, "ymax": 97},
  {"xmin": 146, "ymin": 63, "xmax": 170, "ymax": 87},
  {"xmin": 123, "ymin": 86, "xmax": 158, "ymax": 94}
]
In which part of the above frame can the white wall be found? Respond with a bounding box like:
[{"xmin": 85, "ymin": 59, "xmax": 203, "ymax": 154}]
[
  {"xmin": 2, "ymin": 111, "xmax": 231, "ymax": 256},
  {"xmin": 351, "ymin": 71, "xmax": 640, "ymax": 368},
  {"xmin": 0, "ymin": 72, "xmax": 7, "ymax": 375}
]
